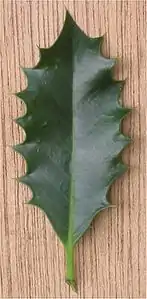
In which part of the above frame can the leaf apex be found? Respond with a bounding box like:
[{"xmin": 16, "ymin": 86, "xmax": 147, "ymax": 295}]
[{"xmin": 64, "ymin": 9, "xmax": 75, "ymax": 22}]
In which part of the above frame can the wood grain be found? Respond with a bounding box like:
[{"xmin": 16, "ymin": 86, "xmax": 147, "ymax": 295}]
[{"xmin": 0, "ymin": 0, "xmax": 146, "ymax": 297}]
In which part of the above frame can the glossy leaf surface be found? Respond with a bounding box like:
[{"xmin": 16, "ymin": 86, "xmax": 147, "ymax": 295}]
[{"xmin": 14, "ymin": 11, "xmax": 131, "ymax": 290}]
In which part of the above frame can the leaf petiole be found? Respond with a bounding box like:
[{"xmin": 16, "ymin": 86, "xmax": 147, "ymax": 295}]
[{"xmin": 65, "ymin": 244, "xmax": 76, "ymax": 292}]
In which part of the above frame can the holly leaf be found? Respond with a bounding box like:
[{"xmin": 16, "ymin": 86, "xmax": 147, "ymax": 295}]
[{"xmin": 14, "ymin": 11, "xmax": 131, "ymax": 291}]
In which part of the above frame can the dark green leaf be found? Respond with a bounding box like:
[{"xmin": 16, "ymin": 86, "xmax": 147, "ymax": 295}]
[{"xmin": 14, "ymin": 11, "xmax": 131, "ymax": 291}]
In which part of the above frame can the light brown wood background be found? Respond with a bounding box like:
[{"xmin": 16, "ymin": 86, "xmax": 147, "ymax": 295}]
[{"xmin": 0, "ymin": 0, "xmax": 146, "ymax": 298}]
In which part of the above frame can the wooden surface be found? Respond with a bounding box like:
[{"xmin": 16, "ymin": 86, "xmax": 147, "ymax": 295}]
[{"xmin": 0, "ymin": 0, "xmax": 146, "ymax": 298}]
